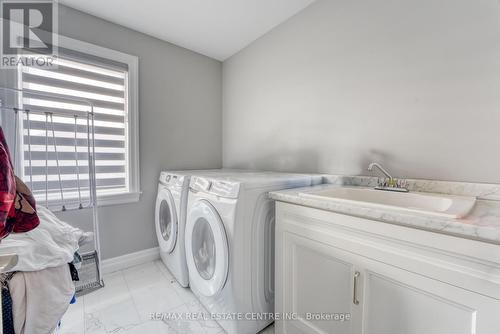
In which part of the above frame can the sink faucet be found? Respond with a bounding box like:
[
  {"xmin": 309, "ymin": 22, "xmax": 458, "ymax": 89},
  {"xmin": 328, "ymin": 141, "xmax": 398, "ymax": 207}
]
[
  {"xmin": 367, "ymin": 162, "xmax": 409, "ymax": 192},
  {"xmin": 368, "ymin": 162, "xmax": 393, "ymax": 181}
]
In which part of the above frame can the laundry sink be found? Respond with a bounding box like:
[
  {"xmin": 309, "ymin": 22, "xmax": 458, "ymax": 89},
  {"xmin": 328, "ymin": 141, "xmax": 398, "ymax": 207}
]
[{"xmin": 299, "ymin": 187, "xmax": 476, "ymax": 218}]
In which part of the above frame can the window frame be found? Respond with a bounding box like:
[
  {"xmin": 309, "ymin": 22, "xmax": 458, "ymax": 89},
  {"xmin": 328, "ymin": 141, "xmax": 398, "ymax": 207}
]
[{"xmin": 15, "ymin": 35, "xmax": 141, "ymax": 207}]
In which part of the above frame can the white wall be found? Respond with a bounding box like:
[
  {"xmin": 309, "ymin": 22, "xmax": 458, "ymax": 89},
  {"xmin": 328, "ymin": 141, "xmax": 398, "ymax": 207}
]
[{"xmin": 223, "ymin": 0, "xmax": 500, "ymax": 183}]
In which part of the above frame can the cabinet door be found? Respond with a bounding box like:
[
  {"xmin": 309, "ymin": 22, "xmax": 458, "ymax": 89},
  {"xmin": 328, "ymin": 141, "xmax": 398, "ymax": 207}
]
[
  {"xmin": 361, "ymin": 260, "xmax": 500, "ymax": 334},
  {"xmin": 276, "ymin": 231, "xmax": 363, "ymax": 334}
]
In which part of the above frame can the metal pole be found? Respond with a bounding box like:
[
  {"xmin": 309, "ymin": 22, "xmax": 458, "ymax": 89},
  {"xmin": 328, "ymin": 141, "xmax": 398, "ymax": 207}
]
[
  {"xmin": 50, "ymin": 113, "xmax": 65, "ymax": 211},
  {"xmin": 12, "ymin": 108, "xmax": 18, "ymax": 169},
  {"xmin": 90, "ymin": 107, "xmax": 103, "ymax": 285},
  {"xmin": 45, "ymin": 112, "xmax": 49, "ymax": 208},
  {"xmin": 26, "ymin": 110, "xmax": 33, "ymax": 188},
  {"xmin": 86, "ymin": 114, "xmax": 91, "ymax": 207},
  {"xmin": 74, "ymin": 115, "xmax": 83, "ymax": 209}
]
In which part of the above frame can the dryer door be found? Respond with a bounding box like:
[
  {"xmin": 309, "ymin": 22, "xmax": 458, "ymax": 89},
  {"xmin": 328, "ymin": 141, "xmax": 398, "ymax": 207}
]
[
  {"xmin": 186, "ymin": 199, "xmax": 229, "ymax": 297},
  {"xmin": 155, "ymin": 187, "xmax": 178, "ymax": 253}
]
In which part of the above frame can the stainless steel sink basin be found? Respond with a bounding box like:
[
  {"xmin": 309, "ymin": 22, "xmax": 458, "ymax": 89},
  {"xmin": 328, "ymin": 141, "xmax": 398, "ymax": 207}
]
[{"xmin": 299, "ymin": 187, "xmax": 476, "ymax": 218}]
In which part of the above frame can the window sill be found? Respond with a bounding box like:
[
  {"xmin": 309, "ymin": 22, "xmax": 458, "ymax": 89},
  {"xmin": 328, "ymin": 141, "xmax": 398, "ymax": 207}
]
[
  {"xmin": 39, "ymin": 191, "xmax": 142, "ymax": 212},
  {"xmin": 97, "ymin": 191, "xmax": 142, "ymax": 207}
]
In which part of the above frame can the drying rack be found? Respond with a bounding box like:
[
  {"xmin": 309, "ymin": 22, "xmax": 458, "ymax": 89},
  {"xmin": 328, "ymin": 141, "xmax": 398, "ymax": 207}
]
[{"xmin": 0, "ymin": 86, "xmax": 104, "ymax": 296}]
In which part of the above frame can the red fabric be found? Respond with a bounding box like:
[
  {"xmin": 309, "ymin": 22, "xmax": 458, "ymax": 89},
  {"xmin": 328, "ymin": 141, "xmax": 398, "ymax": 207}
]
[
  {"xmin": 0, "ymin": 127, "xmax": 16, "ymax": 240},
  {"xmin": 0, "ymin": 127, "xmax": 40, "ymax": 240},
  {"xmin": 13, "ymin": 175, "xmax": 40, "ymax": 232}
]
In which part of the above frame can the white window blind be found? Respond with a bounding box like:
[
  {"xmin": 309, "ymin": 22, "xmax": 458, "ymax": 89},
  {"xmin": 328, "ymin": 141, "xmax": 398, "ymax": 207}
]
[{"xmin": 20, "ymin": 53, "xmax": 130, "ymax": 205}]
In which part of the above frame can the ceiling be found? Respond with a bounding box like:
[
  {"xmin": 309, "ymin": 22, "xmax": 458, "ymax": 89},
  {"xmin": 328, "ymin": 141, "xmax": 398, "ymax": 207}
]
[{"xmin": 58, "ymin": 0, "xmax": 316, "ymax": 61}]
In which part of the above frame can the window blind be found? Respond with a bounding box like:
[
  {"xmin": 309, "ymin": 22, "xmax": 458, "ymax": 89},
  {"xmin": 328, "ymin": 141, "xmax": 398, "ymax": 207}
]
[{"xmin": 21, "ymin": 54, "xmax": 129, "ymax": 204}]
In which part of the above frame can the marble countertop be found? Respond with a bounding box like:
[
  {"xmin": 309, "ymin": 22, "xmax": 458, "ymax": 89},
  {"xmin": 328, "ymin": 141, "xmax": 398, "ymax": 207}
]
[{"xmin": 270, "ymin": 183, "xmax": 500, "ymax": 245}]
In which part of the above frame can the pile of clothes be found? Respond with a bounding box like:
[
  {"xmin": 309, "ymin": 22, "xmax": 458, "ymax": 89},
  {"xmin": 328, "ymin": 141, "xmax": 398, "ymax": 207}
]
[{"xmin": 0, "ymin": 127, "xmax": 92, "ymax": 334}]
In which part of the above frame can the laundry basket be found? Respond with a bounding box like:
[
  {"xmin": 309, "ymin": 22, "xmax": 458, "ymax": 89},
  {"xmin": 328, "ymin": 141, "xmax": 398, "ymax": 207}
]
[{"xmin": 75, "ymin": 251, "xmax": 104, "ymax": 296}]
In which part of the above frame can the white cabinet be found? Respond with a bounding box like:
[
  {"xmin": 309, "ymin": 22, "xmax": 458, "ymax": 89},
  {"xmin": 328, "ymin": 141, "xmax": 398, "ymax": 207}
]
[
  {"xmin": 362, "ymin": 264, "xmax": 498, "ymax": 334},
  {"xmin": 275, "ymin": 202, "xmax": 500, "ymax": 334},
  {"xmin": 279, "ymin": 233, "xmax": 361, "ymax": 334}
]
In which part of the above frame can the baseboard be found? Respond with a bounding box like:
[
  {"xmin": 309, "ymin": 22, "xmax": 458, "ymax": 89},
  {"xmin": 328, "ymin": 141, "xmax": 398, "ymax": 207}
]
[{"xmin": 101, "ymin": 247, "xmax": 160, "ymax": 275}]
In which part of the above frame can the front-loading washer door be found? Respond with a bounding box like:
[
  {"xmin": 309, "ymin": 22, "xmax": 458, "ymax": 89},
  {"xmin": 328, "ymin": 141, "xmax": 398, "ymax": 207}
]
[
  {"xmin": 155, "ymin": 188, "xmax": 178, "ymax": 253},
  {"xmin": 186, "ymin": 199, "xmax": 228, "ymax": 297}
]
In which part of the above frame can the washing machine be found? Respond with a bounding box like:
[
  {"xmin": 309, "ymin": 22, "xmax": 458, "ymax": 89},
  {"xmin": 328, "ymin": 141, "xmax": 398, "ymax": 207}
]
[
  {"xmin": 155, "ymin": 169, "xmax": 255, "ymax": 287},
  {"xmin": 185, "ymin": 172, "xmax": 314, "ymax": 334},
  {"xmin": 155, "ymin": 169, "xmax": 228, "ymax": 287}
]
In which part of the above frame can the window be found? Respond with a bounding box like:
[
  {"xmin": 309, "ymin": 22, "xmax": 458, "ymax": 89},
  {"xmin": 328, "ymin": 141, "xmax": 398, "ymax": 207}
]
[{"xmin": 17, "ymin": 36, "xmax": 140, "ymax": 207}]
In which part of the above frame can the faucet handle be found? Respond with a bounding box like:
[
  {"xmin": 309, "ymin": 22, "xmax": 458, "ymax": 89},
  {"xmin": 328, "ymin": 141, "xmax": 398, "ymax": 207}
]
[
  {"xmin": 374, "ymin": 178, "xmax": 409, "ymax": 193},
  {"xmin": 377, "ymin": 177, "xmax": 388, "ymax": 188},
  {"xmin": 388, "ymin": 179, "xmax": 398, "ymax": 187}
]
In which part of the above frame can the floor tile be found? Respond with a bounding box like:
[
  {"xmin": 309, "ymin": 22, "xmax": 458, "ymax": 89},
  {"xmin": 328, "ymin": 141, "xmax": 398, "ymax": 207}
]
[
  {"xmin": 170, "ymin": 281, "xmax": 199, "ymax": 304},
  {"xmin": 260, "ymin": 324, "xmax": 275, "ymax": 334},
  {"xmin": 57, "ymin": 261, "xmax": 276, "ymax": 334},
  {"xmin": 161, "ymin": 304, "xmax": 208, "ymax": 334},
  {"xmin": 184, "ymin": 299, "xmax": 224, "ymax": 333},
  {"xmin": 83, "ymin": 271, "xmax": 130, "ymax": 313},
  {"xmin": 85, "ymin": 297, "xmax": 141, "ymax": 333},
  {"xmin": 198, "ymin": 317, "xmax": 224, "ymax": 334},
  {"xmin": 122, "ymin": 320, "xmax": 171, "ymax": 333},
  {"xmin": 154, "ymin": 259, "xmax": 175, "ymax": 281},
  {"xmin": 57, "ymin": 299, "xmax": 85, "ymax": 334},
  {"xmin": 123, "ymin": 262, "xmax": 168, "ymax": 292},
  {"xmin": 130, "ymin": 281, "xmax": 185, "ymax": 322}
]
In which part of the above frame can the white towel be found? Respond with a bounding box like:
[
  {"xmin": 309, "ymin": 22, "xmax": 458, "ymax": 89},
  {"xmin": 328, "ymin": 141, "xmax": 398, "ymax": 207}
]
[
  {"xmin": 0, "ymin": 206, "xmax": 91, "ymax": 272},
  {"xmin": 9, "ymin": 264, "xmax": 75, "ymax": 334}
]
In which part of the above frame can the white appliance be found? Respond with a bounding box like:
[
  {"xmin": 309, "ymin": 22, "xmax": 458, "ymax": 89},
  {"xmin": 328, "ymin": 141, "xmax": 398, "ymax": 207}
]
[
  {"xmin": 185, "ymin": 172, "xmax": 314, "ymax": 334},
  {"xmin": 155, "ymin": 169, "xmax": 235, "ymax": 287}
]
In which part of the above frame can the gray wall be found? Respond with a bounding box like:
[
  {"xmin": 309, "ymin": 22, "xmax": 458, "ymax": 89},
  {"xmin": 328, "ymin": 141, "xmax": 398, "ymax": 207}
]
[
  {"xmin": 223, "ymin": 0, "xmax": 500, "ymax": 183},
  {"xmin": 52, "ymin": 6, "xmax": 223, "ymax": 259}
]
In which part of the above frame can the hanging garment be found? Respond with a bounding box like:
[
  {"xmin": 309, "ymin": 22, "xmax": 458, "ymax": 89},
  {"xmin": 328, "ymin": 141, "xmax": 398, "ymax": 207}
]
[
  {"xmin": 72, "ymin": 251, "xmax": 83, "ymax": 269},
  {"xmin": 68, "ymin": 262, "xmax": 79, "ymax": 281},
  {"xmin": 0, "ymin": 126, "xmax": 40, "ymax": 240},
  {"xmin": 0, "ymin": 126, "xmax": 16, "ymax": 240},
  {"xmin": 2, "ymin": 286, "xmax": 15, "ymax": 334},
  {"xmin": 1, "ymin": 272, "xmax": 16, "ymax": 334},
  {"xmin": 9, "ymin": 264, "xmax": 75, "ymax": 334},
  {"xmin": 12, "ymin": 176, "xmax": 40, "ymax": 233},
  {"xmin": 0, "ymin": 206, "xmax": 86, "ymax": 271}
]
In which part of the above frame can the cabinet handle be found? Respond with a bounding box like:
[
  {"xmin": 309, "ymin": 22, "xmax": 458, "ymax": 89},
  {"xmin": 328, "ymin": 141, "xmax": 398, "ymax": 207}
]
[{"xmin": 353, "ymin": 271, "xmax": 360, "ymax": 305}]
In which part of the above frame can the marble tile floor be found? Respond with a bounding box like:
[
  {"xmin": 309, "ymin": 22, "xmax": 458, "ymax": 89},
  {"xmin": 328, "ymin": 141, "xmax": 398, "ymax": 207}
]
[{"xmin": 56, "ymin": 260, "xmax": 275, "ymax": 334}]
